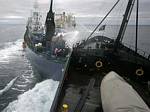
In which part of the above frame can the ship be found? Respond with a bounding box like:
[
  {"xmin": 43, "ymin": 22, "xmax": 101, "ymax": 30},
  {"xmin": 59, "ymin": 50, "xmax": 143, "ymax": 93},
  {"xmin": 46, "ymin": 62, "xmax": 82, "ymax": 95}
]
[
  {"xmin": 24, "ymin": 0, "xmax": 76, "ymax": 80},
  {"xmin": 50, "ymin": 0, "xmax": 150, "ymax": 111}
]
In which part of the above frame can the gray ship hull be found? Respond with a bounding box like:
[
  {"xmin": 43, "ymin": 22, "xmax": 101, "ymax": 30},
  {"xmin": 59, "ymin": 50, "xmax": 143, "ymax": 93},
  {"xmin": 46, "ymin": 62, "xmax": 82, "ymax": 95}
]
[{"xmin": 25, "ymin": 47, "xmax": 68, "ymax": 81}]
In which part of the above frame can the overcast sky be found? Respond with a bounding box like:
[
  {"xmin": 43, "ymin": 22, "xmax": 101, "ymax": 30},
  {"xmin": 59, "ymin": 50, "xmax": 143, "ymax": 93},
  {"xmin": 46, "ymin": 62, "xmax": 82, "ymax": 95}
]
[{"xmin": 0, "ymin": 0, "xmax": 150, "ymax": 24}]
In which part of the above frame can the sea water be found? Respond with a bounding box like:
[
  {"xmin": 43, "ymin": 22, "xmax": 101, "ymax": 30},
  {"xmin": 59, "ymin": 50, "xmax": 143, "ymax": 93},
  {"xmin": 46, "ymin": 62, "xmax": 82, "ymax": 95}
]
[{"xmin": 0, "ymin": 24, "xmax": 41, "ymax": 111}]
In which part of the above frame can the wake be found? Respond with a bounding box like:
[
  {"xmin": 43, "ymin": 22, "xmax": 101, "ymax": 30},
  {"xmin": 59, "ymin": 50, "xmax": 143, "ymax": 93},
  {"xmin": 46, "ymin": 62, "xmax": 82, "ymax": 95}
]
[
  {"xmin": 0, "ymin": 77, "xmax": 18, "ymax": 96},
  {"xmin": 3, "ymin": 79, "xmax": 59, "ymax": 112}
]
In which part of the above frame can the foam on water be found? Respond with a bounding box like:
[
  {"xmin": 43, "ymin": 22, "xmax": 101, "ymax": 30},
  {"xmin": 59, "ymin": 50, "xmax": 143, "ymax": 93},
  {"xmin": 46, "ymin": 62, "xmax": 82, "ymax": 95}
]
[
  {"xmin": 14, "ymin": 84, "xmax": 27, "ymax": 88},
  {"xmin": 0, "ymin": 77, "xmax": 18, "ymax": 96},
  {"xmin": 11, "ymin": 88, "xmax": 26, "ymax": 92},
  {"xmin": 0, "ymin": 38, "xmax": 40, "ymax": 110},
  {"xmin": 3, "ymin": 79, "xmax": 59, "ymax": 112},
  {"xmin": 0, "ymin": 39, "xmax": 23, "ymax": 63}
]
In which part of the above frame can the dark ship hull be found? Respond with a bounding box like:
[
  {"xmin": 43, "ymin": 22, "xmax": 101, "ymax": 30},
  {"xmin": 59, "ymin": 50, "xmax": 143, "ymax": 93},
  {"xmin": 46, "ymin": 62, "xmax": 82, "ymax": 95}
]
[
  {"xmin": 50, "ymin": 0, "xmax": 150, "ymax": 111},
  {"xmin": 50, "ymin": 36, "xmax": 150, "ymax": 111}
]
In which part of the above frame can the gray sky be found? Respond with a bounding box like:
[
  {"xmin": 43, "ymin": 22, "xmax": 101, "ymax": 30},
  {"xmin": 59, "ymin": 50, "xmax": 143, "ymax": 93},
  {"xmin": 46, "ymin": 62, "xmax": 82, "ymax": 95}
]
[{"xmin": 0, "ymin": 0, "xmax": 150, "ymax": 24}]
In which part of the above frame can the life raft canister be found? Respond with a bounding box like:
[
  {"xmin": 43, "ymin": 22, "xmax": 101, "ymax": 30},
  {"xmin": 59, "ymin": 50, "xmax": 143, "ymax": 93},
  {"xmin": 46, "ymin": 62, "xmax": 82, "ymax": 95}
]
[
  {"xmin": 135, "ymin": 68, "xmax": 144, "ymax": 76},
  {"xmin": 95, "ymin": 60, "xmax": 103, "ymax": 68}
]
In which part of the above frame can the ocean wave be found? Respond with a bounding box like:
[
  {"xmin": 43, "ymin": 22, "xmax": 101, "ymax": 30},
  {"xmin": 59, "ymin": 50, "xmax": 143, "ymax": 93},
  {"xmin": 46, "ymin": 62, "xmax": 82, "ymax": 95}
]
[
  {"xmin": 3, "ymin": 79, "xmax": 59, "ymax": 112},
  {"xmin": 0, "ymin": 77, "xmax": 18, "ymax": 96},
  {"xmin": 14, "ymin": 84, "xmax": 27, "ymax": 88},
  {"xmin": 11, "ymin": 88, "xmax": 25, "ymax": 92},
  {"xmin": 0, "ymin": 39, "xmax": 24, "ymax": 63}
]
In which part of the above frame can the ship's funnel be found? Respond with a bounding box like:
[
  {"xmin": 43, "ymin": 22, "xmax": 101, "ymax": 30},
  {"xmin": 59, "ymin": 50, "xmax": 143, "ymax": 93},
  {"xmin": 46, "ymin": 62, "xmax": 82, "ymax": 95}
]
[
  {"xmin": 45, "ymin": 0, "xmax": 55, "ymax": 42},
  {"xmin": 50, "ymin": 0, "xmax": 53, "ymax": 12}
]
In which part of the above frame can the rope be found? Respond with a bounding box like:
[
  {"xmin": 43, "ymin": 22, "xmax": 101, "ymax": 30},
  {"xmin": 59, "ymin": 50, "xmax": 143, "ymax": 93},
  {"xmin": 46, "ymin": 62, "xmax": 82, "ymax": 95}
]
[{"xmin": 82, "ymin": 0, "xmax": 121, "ymax": 46}]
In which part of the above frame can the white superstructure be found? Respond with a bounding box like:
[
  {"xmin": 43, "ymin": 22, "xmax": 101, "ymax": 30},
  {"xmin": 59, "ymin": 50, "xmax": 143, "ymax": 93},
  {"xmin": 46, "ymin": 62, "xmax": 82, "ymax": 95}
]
[{"xmin": 27, "ymin": 1, "xmax": 44, "ymax": 34}]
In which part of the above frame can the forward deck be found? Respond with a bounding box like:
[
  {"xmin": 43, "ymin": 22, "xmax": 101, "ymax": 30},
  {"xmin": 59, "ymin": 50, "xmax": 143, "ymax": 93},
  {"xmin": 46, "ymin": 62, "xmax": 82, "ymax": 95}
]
[{"xmin": 55, "ymin": 66, "xmax": 105, "ymax": 112}]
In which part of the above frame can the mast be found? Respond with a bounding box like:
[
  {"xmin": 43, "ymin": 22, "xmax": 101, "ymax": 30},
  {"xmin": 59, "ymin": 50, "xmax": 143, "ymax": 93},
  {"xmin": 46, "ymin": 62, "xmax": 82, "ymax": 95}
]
[
  {"xmin": 33, "ymin": 0, "xmax": 38, "ymax": 9},
  {"xmin": 135, "ymin": 0, "xmax": 139, "ymax": 53},
  {"xmin": 45, "ymin": 0, "xmax": 55, "ymax": 42},
  {"xmin": 114, "ymin": 0, "xmax": 136, "ymax": 52}
]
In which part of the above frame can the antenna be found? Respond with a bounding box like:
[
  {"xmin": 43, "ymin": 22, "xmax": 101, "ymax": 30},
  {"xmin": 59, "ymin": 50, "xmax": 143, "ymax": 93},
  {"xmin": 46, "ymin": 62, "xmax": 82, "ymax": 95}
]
[{"xmin": 34, "ymin": 0, "xmax": 38, "ymax": 9}]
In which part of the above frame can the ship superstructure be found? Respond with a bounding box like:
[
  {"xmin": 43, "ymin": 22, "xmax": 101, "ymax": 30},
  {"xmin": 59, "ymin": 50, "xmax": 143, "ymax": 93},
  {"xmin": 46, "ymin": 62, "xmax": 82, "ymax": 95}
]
[
  {"xmin": 55, "ymin": 12, "xmax": 76, "ymax": 28},
  {"xmin": 27, "ymin": 1, "xmax": 44, "ymax": 34}
]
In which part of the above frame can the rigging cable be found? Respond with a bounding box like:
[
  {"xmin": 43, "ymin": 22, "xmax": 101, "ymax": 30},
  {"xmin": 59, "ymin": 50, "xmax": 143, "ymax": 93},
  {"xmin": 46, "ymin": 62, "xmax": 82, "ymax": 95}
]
[
  {"xmin": 114, "ymin": 0, "xmax": 136, "ymax": 52},
  {"xmin": 81, "ymin": 0, "xmax": 121, "ymax": 46},
  {"xmin": 120, "ymin": 0, "xmax": 136, "ymax": 42},
  {"xmin": 109, "ymin": 0, "xmax": 125, "ymax": 40}
]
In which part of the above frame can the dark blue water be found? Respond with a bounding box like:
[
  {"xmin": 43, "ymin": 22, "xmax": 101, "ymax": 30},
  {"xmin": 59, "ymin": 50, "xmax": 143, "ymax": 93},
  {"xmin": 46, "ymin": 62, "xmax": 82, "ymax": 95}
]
[{"xmin": 0, "ymin": 24, "xmax": 41, "ymax": 111}]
